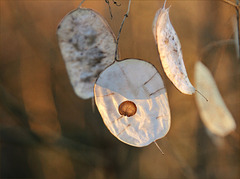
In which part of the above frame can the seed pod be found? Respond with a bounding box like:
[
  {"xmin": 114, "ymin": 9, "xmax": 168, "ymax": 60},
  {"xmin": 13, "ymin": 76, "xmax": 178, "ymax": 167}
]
[
  {"xmin": 94, "ymin": 59, "xmax": 171, "ymax": 147},
  {"xmin": 57, "ymin": 8, "xmax": 117, "ymax": 99},
  {"xmin": 194, "ymin": 61, "xmax": 236, "ymax": 137},
  {"xmin": 153, "ymin": 1, "xmax": 195, "ymax": 95}
]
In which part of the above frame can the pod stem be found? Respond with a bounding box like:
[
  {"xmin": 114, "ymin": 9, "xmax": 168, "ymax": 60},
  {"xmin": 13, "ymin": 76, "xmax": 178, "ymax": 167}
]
[
  {"xmin": 154, "ymin": 140, "xmax": 164, "ymax": 155},
  {"xmin": 105, "ymin": 0, "xmax": 113, "ymax": 19},
  {"xmin": 78, "ymin": 0, "xmax": 86, "ymax": 8},
  {"xmin": 114, "ymin": 0, "xmax": 132, "ymax": 61},
  {"xmin": 195, "ymin": 90, "xmax": 208, "ymax": 102},
  {"xmin": 163, "ymin": 0, "xmax": 167, "ymax": 8}
]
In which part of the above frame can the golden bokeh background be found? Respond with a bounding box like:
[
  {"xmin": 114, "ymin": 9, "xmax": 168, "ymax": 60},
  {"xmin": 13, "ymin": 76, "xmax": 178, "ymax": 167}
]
[{"xmin": 0, "ymin": 0, "xmax": 239, "ymax": 178}]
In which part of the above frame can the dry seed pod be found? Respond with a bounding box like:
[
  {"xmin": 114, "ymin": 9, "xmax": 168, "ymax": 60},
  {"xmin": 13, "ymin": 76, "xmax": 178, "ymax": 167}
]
[
  {"xmin": 57, "ymin": 8, "xmax": 117, "ymax": 99},
  {"xmin": 195, "ymin": 61, "xmax": 236, "ymax": 137},
  {"xmin": 94, "ymin": 59, "xmax": 171, "ymax": 147},
  {"xmin": 153, "ymin": 0, "xmax": 195, "ymax": 95}
]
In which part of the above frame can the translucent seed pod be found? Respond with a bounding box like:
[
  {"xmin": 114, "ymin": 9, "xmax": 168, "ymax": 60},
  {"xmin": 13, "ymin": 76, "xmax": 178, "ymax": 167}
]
[
  {"xmin": 195, "ymin": 61, "xmax": 236, "ymax": 137},
  {"xmin": 153, "ymin": 0, "xmax": 195, "ymax": 95},
  {"xmin": 94, "ymin": 59, "xmax": 171, "ymax": 147},
  {"xmin": 57, "ymin": 8, "xmax": 117, "ymax": 99}
]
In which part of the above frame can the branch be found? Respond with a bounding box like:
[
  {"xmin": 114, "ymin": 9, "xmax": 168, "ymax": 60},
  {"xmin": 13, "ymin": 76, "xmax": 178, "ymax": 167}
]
[{"xmin": 114, "ymin": 0, "xmax": 132, "ymax": 61}]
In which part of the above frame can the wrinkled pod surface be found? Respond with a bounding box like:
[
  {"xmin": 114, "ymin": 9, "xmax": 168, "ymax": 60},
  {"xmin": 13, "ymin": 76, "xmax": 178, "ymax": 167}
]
[
  {"xmin": 94, "ymin": 59, "xmax": 171, "ymax": 147},
  {"xmin": 153, "ymin": 1, "xmax": 195, "ymax": 95}
]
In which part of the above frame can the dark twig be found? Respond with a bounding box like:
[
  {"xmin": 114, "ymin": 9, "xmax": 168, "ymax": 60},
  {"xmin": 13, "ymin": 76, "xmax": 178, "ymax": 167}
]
[
  {"xmin": 111, "ymin": 0, "xmax": 121, "ymax": 6},
  {"xmin": 105, "ymin": 0, "xmax": 113, "ymax": 19},
  {"xmin": 114, "ymin": 0, "xmax": 132, "ymax": 61},
  {"xmin": 105, "ymin": 0, "xmax": 121, "ymax": 20}
]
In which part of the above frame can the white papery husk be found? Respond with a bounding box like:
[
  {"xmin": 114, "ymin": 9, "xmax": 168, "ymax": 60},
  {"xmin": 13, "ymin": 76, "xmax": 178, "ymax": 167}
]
[
  {"xmin": 94, "ymin": 59, "xmax": 171, "ymax": 147},
  {"xmin": 57, "ymin": 8, "xmax": 117, "ymax": 99},
  {"xmin": 153, "ymin": 2, "xmax": 195, "ymax": 95},
  {"xmin": 194, "ymin": 61, "xmax": 236, "ymax": 137}
]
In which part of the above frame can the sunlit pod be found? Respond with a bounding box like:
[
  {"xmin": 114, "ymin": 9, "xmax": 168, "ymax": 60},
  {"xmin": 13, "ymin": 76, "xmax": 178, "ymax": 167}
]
[
  {"xmin": 94, "ymin": 59, "xmax": 171, "ymax": 147},
  {"xmin": 194, "ymin": 61, "xmax": 236, "ymax": 137},
  {"xmin": 153, "ymin": 0, "xmax": 195, "ymax": 95},
  {"xmin": 57, "ymin": 8, "xmax": 117, "ymax": 99}
]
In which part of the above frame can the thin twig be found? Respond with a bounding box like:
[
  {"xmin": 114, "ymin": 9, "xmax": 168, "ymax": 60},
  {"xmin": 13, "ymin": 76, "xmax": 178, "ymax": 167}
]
[
  {"xmin": 105, "ymin": 0, "xmax": 121, "ymax": 19},
  {"xmin": 111, "ymin": 0, "xmax": 121, "ymax": 6},
  {"xmin": 105, "ymin": 0, "xmax": 113, "ymax": 19},
  {"xmin": 114, "ymin": 0, "xmax": 132, "ymax": 61},
  {"xmin": 236, "ymin": 0, "xmax": 240, "ymax": 59},
  {"xmin": 222, "ymin": 0, "xmax": 239, "ymax": 8},
  {"xmin": 78, "ymin": 0, "xmax": 86, "ymax": 8}
]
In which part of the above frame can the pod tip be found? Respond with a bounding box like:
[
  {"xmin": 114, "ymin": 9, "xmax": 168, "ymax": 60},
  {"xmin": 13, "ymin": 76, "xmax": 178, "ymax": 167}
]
[{"xmin": 196, "ymin": 89, "xmax": 208, "ymax": 102}]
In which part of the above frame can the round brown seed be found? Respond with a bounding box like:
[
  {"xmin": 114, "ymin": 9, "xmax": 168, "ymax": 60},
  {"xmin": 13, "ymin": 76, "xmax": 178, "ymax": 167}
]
[{"xmin": 118, "ymin": 101, "xmax": 137, "ymax": 117}]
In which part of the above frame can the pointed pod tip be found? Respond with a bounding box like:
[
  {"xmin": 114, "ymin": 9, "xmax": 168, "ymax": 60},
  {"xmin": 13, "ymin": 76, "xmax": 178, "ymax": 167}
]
[
  {"xmin": 154, "ymin": 141, "xmax": 165, "ymax": 155},
  {"xmin": 195, "ymin": 89, "xmax": 208, "ymax": 102}
]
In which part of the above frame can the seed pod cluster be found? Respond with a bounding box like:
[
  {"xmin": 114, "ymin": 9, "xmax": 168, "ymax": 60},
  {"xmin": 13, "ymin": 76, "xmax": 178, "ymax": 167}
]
[
  {"xmin": 57, "ymin": 5, "xmax": 172, "ymax": 148},
  {"xmin": 57, "ymin": 8, "xmax": 117, "ymax": 99}
]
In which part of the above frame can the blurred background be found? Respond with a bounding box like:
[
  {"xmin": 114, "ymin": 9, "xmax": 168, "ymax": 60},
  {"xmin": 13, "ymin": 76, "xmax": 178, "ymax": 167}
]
[{"xmin": 0, "ymin": 0, "xmax": 239, "ymax": 178}]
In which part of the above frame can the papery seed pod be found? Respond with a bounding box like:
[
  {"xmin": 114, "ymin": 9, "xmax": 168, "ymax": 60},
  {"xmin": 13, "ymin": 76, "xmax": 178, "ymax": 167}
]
[
  {"xmin": 153, "ymin": 0, "xmax": 195, "ymax": 95},
  {"xmin": 195, "ymin": 61, "xmax": 236, "ymax": 137},
  {"xmin": 57, "ymin": 8, "xmax": 117, "ymax": 99},
  {"xmin": 94, "ymin": 59, "xmax": 171, "ymax": 147}
]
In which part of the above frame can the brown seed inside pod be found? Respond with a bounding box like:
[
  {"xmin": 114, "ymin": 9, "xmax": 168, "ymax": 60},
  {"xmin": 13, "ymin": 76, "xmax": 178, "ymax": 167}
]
[{"xmin": 118, "ymin": 101, "xmax": 137, "ymax": 117}]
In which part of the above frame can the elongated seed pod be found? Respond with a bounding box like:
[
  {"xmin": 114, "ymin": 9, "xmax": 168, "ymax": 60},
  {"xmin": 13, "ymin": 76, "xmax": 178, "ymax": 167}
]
[
  {"xmin": 94, "ymin": 59, "xmax": 171, "ymax": 147},
  {"xmin": 57, "ymin": 8, "xmax": 117, "ymax": 99},
  {"xmin": 195, "ymin": 61, "xmax": 236, "ymax": 137},
  {"xmin": 153, "ymin": 1, "xmax": 195, "ymax": 95}
]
